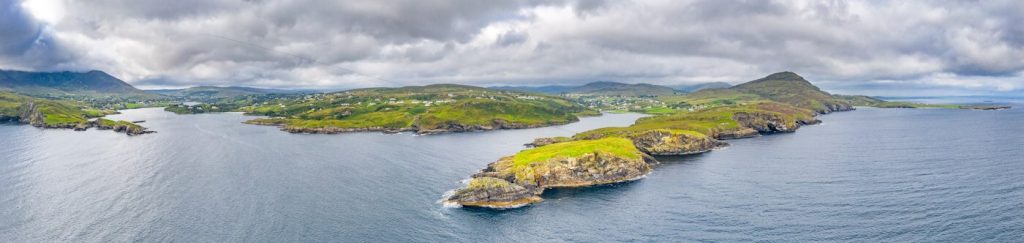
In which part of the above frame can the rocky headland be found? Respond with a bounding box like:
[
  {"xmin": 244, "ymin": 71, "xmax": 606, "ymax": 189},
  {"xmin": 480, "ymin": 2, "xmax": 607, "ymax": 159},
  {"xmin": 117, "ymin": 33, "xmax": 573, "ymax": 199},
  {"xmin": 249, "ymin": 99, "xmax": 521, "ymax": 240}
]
[
  {"xmin": 444, "ymin": 72, "xmax": 864, "ymax": 209},
  {"xmin": 444, "ymin": 137, "xmax": 653, "ymax": 208},
  {"xmin": 8, "ymin": 101, "xmax": 152, "ymax": 136},
  {"xmin": 246, "ymin": 117, "xmax": 578, "ymax": 135}
]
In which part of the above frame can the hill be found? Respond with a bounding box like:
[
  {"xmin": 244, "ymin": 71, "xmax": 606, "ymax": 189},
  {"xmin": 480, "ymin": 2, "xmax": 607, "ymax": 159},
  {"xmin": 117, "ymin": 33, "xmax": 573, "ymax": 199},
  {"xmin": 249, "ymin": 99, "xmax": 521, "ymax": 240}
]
[
  {"xmin": 674, "ymin": 82, "xmax": 732, "ymax": 92},
  {"xmin": 0, "ymin": 91, "xmax": 149, "ymax": 135},
  {"xmin": 568, "ymin": 81, "xmax": 680, "ymax": 97},
  {"xmin": 0, "ymin": 70, "xmax": 150, "ymax": 97},
  {"xmin": 489, "ymin": 85, "xmax": 575, "ymax": 94},
  {"xmin": 148, "ymin": 86, "xmax": 305, "ymax": 100},
  {"xmin": 187, "ymin": 84, "xmax": 598, "ymax": 134},
  {"xmin": 833, "ymin": 95, "xmax": 885, "ymax": 106},
  {"xmin": 729, "ymin": 72, "xmax": 852, "ymax": 113}
]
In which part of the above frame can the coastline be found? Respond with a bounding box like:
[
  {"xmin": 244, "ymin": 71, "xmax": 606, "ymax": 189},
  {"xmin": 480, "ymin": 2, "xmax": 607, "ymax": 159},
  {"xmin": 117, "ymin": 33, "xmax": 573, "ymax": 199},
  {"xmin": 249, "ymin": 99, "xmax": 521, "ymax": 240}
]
[{"xmin": 444, "ymin": 104, "xmax": 853, "ymax": 208}]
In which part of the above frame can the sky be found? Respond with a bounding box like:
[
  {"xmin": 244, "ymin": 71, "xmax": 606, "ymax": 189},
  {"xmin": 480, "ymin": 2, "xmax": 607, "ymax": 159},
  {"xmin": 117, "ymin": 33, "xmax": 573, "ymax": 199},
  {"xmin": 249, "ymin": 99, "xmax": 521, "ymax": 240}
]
[{"xmin": 1, "ymin": 0, "xmax": 1023, "ymax": 96}]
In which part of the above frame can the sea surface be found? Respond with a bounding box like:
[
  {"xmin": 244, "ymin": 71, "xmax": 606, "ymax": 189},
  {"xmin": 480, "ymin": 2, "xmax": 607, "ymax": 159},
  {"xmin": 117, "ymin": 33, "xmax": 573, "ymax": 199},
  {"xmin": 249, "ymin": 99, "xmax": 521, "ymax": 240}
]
[{"xmin": 1, "ymin": 102, "xmax": 1022, "ymax": 242}]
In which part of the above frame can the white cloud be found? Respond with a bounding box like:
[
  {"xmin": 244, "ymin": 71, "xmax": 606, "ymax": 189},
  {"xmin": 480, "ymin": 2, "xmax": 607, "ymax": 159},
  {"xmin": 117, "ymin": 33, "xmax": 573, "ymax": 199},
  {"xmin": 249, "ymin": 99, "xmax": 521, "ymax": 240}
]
[{"xmin": 0, "ymin": 0, "xmax": 1022, "ymax": 95}]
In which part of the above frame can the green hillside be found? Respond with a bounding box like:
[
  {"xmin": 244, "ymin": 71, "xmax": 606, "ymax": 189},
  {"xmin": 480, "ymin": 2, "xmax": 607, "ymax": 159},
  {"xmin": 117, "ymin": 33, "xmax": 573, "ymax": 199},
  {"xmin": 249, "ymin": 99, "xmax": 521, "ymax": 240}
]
[
  {"xmin": 568, "ymin": 81, "xmax": 681, "ymax": 97},
  {"xmin": 236, "ymin": 84, "xmax": 598, "ymax": 134},
  {"xmin": 730, "ymin": 72, "xmax": 852, "ymax": 113},
  {"xmin": 674, "ymin": 82, "xmax": 732, "ymax": 92},
  {"xmin": 148, "ymin": 86, "xmax": 304, "ymax": 101},
  {"xmin": 651, "ymin": 72, "xmax": 853, "ymax": 114},
  {"xmin": 0, "ymin": 70, "xmax": 154, "ymax": 98},
  {"xmin": 0, "ymin": 91, "xmax": 108, "ymax": 127}
]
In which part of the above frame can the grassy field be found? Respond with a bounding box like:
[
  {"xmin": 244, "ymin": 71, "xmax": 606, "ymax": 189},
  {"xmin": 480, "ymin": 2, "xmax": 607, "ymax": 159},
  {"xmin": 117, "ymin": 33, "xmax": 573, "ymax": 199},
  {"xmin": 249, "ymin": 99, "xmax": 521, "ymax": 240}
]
[
  {"xmin": 513, "ymin": 137, "xmax": 641, "ymax": 167},
  {"xmin": 234, "ymin": 84, "xmax": 594, "ymax": 132},
  {"xmin": 575, "ymin": 101, "xmax": 815, "ymax": 139},
  {"xmin": 497, "ymin": 137, "xmax": 643, "ymax": 185},
  {"xmin": 0, "ymin": 91, "xmax": 110, "ymax": 127}
]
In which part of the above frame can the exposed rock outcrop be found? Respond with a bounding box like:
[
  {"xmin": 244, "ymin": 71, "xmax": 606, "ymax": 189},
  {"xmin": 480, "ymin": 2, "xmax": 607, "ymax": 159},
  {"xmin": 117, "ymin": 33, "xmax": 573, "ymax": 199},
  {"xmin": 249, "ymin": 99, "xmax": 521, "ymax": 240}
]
[
  {"xmin": 17, "ymin": 102, "xmax": 46, "ymax": 127},
  {"xmin": 525, "ymin": 136, "xmax": 572, "ymax": 147},
  {"xmin": 823, "ymin": 103, "xmax": 855, "ymax": 113},
  {"xmin": 445, "ymin": 177, "xmax": 543, "ymax": 208},
  {"xmin": 93, "ymin": 119, "xmax": 153, "ymax": 135},
  {"xmin": 628, "ymin": 129, "xmax": 726, "ymax": 155},
  {"xmin": 446, "ymin": 140, "xmax": 652, "ymax": 208},
  {"xmin": 714, "ymin": 127, "xmax": 760, "ymax": 140},
  {"xmin": 959, "ymin": 105, "xmax": 1011, "ymax": 110},
  {"xmin": 732, "ymin": 112, "xmax": 812, "ymax": 134},
  {"xmin": 249, "ymin": 118, "xmax": 576, "ymax": 135},
  {"xmin": 416, "ymin": 118, "xmax": 577, "ymax": 135}
]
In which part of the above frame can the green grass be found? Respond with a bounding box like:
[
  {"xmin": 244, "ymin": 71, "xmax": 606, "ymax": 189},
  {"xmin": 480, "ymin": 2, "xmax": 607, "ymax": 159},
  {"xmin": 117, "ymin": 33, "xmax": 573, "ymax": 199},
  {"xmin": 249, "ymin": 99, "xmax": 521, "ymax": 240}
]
[
  {"xmin": 873, "ymin": 101, "xmax": 960, "ymax": 109},
  {"xmin": 642, "ymin": 106, "xmax": 678, "ymax": 115},
  {"xmin": 0, "ymin": 91, "xmax": 109, "ymax": 127},
  {"xmin": 236, "ymin": 86, "xmax": 593, "ymax": 131},
  {"xmin": 573, "ymin": 101, "xmax": 816, "ymax": 140},
  {"xmin": 488, "ymin": 137, "xmax": 644, "ymax": 185},
  {"xmin": 513, "ymin": 137, "xmax": 641, "ymax": 167},
  {"xmin": 96, "ymin": 118, "xmax": 118, "ymax": 127},
  {"xmin": 658, "ymin": 89, "xmax": 762, "ymax": 107},
  {"xmin": 466, "ymin": 177, "xmax": 519, "ymax": 190}
]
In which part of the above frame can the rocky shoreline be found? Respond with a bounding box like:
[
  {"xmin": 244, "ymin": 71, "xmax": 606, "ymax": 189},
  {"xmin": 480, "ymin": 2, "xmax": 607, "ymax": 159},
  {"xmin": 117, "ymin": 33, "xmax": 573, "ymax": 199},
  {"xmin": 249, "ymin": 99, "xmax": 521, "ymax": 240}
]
[
  {"xmin": 444, "ymin": 106, "xmax": 845, "ymax": 209},
  {"xmin": 10, "ymin": 102, "xmax": 153, "ymax": 136},
  {"xmin": 246, "ymin": 118, "xmax": 577, "ymax": 135},
  {"xmin": 445, "ymin": 144, "xmax": 655, "ymax": 208},
  {"xmin": 959, "ymin": 105, "xmax": 1012, "ymax": 110}
]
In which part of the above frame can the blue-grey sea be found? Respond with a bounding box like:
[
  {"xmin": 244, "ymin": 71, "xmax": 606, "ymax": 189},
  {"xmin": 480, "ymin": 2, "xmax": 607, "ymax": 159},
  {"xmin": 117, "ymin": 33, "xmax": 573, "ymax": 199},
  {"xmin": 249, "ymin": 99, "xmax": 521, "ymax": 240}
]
[{"xmin": 1, "ymin": 98, "xmax": 1022, "ymax": 242}]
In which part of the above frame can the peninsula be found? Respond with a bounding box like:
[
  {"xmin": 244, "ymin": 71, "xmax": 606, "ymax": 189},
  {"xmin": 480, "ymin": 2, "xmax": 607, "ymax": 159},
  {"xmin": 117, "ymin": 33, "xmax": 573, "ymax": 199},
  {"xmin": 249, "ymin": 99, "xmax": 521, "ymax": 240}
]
[
  {"xmin": 0, "ymin": 91, "xmax": 152, "ymax": 135},
  {"xmin": 169, "ymin": 84, "xmax": 599, "ymax": 135},
  {"xmin": 444, "ymin": 72, "xmax": 857, "ymax": 208}
]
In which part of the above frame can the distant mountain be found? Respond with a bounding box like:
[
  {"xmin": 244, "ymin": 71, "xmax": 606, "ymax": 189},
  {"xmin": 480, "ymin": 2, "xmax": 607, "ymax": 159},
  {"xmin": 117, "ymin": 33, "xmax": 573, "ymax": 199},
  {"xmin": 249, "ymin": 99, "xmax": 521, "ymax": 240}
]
[
  {"xmin": 148, "ymin": 86, "xmax": 305, "ymax": 99},
  {"xmin": 568, "ymin": 81, "xmax": 680, "ymax": 96},
  {"xmin": 492, "ymin": 81, "xmax": 682, "ymax": 96},
  {"xmin": 674, "ymin": 82, "xmax": 732, "ymax": 92},
  {"xmin": 234, "ymin": 83, "xmax": 598, "ymax": 134},
  {"xmin": 489, "ymin": 85, "xmax": 575, "ymax": 94},
  {"xmin": 0, "ymin": 70, "xmax": 148, "ymax": 97},
  {"xmin": 730, "ymin": 71, "xmax": 852, "ymax": 113}
]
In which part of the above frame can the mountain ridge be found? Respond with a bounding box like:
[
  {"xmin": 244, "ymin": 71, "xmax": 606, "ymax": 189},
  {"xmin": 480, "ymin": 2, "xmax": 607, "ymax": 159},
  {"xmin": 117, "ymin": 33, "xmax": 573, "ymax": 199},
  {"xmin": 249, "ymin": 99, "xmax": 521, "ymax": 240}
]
[{"xmin": 0, "ymin": 69, "xmax": 149, "ymax": 97}]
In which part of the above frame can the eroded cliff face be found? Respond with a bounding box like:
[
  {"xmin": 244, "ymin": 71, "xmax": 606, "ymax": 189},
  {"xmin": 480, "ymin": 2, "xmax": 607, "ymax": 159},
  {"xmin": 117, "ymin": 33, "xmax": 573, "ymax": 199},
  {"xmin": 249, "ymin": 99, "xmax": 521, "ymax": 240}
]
[
  {"xmin": 417, "ymin": 118, "xmax": 577, "ymax": 135},
  {"xmin": 732, "ymin": 112, "xmax": 820, "ymax": 134},
  {"xmin": 92, "ymin": 119, "xmax": 153, "ymax": 136},
  {"xmin": 17, "ymin": 102, "xmax": 46, "ymax": 127},
  {"xmin": 821, "ymin": 102, "xmax": 855, "ymax": 114},
  {"xmin": 248, "ymin": 118, "xmax": 576, "ymax": 135},
  {"xmin": 525, "ymin": 136, "xmax": 572, "ymax": 147},
  {"xmin": 713, "ymin": 127, "xmax": 760, "ymax": 140},
  {"xmin": 9, "ymin": 104, "xmax": 153, "ymax": 135},
  {"xmin": 444, "ymin": 177, "xmax": 543, "ymax": 208},
  {"xmin": 446, "ymin": 151, "xmax": 653, "ymax": 208},
  {"xmin": 629, "ymin": 130, "xmax": 726, "ymax": 155}
]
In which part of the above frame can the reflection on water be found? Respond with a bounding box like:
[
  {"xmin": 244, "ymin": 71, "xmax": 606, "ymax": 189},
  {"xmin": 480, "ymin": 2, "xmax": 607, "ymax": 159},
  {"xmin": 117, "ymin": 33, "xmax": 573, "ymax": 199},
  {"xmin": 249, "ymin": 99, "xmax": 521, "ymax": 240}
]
[{"xmin": 1, "ymin": 106, "xmax": 1023, "ymax": 241}]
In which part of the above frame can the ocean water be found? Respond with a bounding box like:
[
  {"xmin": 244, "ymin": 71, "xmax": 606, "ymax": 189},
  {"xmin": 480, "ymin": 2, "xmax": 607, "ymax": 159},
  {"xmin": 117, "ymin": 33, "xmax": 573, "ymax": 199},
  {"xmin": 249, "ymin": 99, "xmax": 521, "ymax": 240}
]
[{"xmin": 1, "ymin": 105, "xmax": 1022, "ymax": 242}]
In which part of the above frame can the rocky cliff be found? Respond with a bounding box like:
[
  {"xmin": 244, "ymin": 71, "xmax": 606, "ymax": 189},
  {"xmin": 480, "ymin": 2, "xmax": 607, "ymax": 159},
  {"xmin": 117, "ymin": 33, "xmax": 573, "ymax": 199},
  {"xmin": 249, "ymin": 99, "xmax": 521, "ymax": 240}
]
[
  {"xmin": 628, "ymin": 129, "xmax": 726, "ymax": 155},
  {"xmin": 415, "ymin": 118, "xmax": 576, "ymax": 135},
  {"xmin": 10, "ymin": 103, "xmax": 152, "ymax": 135},
  {"xmin": 93, "ymin": 118, "xmax": 153, "ymax": 136},
  {"xmin": 444, "ymin": 177, "xmax": 543, "ymax": 208},
  {"xmin": 248, "ymin": 117, "xmax": 576, "ymax": 135},
  {"xmin": 17, "ymin": 102, "xmax": 47, "ymax": 127},
  {"xmin": 445, "ymin": 138, "xmax": 653, "ymax": 208}
]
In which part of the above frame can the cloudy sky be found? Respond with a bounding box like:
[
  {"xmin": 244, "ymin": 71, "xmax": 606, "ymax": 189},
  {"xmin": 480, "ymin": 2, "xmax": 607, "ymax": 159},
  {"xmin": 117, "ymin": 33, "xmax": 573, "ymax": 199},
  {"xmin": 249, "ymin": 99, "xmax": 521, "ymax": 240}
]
[{"xmin": 2, "ymin": 0, "xmax": 1023, "ymax": 96}]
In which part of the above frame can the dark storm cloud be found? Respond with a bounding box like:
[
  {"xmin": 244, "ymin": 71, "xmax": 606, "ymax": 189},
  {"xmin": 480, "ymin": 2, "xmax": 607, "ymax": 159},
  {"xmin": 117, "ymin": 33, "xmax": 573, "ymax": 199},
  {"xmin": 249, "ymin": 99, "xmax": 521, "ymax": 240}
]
[
  {"xmin": 1, "ymin": 0, "xmax": 1022, "ymax": 94},
  {"xmin": 0, "ymin": 0, "xmax": 75, "ymax": 70}
]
